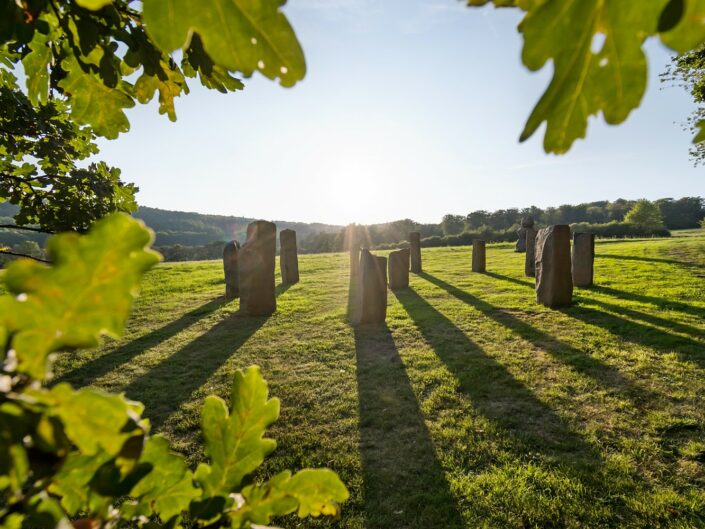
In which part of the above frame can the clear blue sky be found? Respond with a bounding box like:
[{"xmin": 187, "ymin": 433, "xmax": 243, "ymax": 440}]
[{"xmin": 97, "ymin": 0, "xmax": 703, "ymax": 226}]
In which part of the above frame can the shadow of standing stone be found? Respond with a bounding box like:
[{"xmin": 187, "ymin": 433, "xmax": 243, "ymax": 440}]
[
  {"xmin": 279, "ymin": 228, "xmax": 299, "ymax": 285},
  {"xmin": 388, "ymin": 248, "xmax": 410, "ymax": 290},
  {"xmin": 223, "ymin": 240, "xmax": 240, "ymax": 299},
  {"xmin": 572, "ymin": 232, "xmax": 595, "ymax": 287},
  {"xmin": 239, "ymin": 220, "xmax": 276, "ymax": 316},
  {"xmin": 472, "ymin": 239, "xmax": 486, "ymax": 273},
  {"xmin": 409, "ymin": 232, "xmax": 422, "ymax": 273},
  {"xmin": 536, "ymin": 225, "xmax": 573, "ymax": 307},
  {"xmin": 359, "ymin": 249, "xmax": 387, "ymax": 324}
]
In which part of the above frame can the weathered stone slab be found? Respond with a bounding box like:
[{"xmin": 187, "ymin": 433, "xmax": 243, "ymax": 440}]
[
  {"xmin": 359, "ymin": 249, "xmax": 387, "ymax": 323},
  {"xmin": 409, "ymin": 232, "xmax": 422, "ymax": 273},
  {"xmin": 347, "ymin": 225, "xmax": 360, "ymax": 276},
  {"xmin": 515, "ymin": 216, "xmax": 535, "ymax": 253},
  {"xmin": 525, "ymin": 227, "xmax": 537, "ymax": 277},
  {"xmin": 223, "ymin": 240, "xmax": 240, "ymax": 299},
  {"xmin": 472, "ymin": 239, "xmax": 486, "ymax": 273},
  {"xmin": 279, "ymin": 229, "xmax": 299, "ymax": 285},
  {"xmin": 388, "ymin": 248, "xmax": 410, "ymax": 290},
  {"xmin": 239, "ymin": 220, "xmax": 277, "ymax": 315},
  {"xmin": 535, "ymin": 225, "xmax": 573, "ymax": 307},
  {"xmin": 572, "ymin": 232, "xmax": 595, "ymax": 287}
]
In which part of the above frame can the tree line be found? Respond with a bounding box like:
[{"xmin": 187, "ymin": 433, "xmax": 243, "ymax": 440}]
[{"xmin": 2, "ymin": 197, "xmax": 703, "ymax": 264}]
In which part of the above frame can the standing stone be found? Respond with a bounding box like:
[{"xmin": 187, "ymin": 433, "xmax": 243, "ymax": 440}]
[
  {"xmin": 472, "ymin": 239, "xmax": 486, "ymax": 273},
  {"xmin": 239, "ymin": 220, "xmax": 276, "ymax": 316},
  {"xmin": 409, "ymin": 232, "xmax": 422, "ymax": 273},
  {"xmin": 388, "ymin": 248, "xmax": 410, "ymax": 290},
  {"xmin": 525, "ymin": 227, "xmax": 538, "ymax": 277},
  {"xmin": 572, "ymin": 232, "xmax": 595, "ymax": 287},
  {"xmin": 223, "ymin": 240, "xmax": 240, "ymax": 299},
  {"xmin": 279, "ymin": 229, "xmax": 299, "ymax": 285},
  {"xmin": 535, "ymin": 225, "xmax": 573, "ymax": 307},
  {"xmin": 515, "ymin": 216, "xmax": 535, "ymax": 253},
  {"xmin": 349, "ymin": 226, "xmax": 361, "ymax": 277},
  {"xmin": 359, "ymin": 249, "xmax": 387, "ymax": 323}
]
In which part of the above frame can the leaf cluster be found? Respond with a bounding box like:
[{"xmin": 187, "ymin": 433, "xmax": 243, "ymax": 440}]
[
  {"xmin": 468, "ymin": 0, "xmax": 705, "ymax": 152},
  {"xmin": 0, "ymin": 56, "xmax": 137, "ymax": 234},
  {"xmin": 0, "ymin": 0, "xmax": 305, "ymax": 139},
  {"xmin": 0, "ymin": 213, "xmax": 348, "ymax": 529}
]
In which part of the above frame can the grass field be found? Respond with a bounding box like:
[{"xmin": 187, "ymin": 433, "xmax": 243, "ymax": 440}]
[{"xmin": 53, "ymin": 232, "xmax": 705, "ymax": 529}]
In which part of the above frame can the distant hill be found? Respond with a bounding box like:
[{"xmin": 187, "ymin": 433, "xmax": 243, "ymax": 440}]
[
  {"xmin": 0, "ymin": 202, "xmax": 341, "ymax": 249},
  {"xmin": 132, "ymin": 206, "xmax": 341, "ymax": 246}
]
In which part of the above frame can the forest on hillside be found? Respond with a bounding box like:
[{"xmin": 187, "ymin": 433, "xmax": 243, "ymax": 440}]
[{"xmin": 2, "ymin": 197, "xmax": 703, "ymax": 263}]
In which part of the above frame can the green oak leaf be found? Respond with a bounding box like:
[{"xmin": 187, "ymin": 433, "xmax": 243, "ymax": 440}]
[
  {"xmin": 47, "ymin": 384, "xmax": 144, "ymax": 456},
  {"xmin": 143, "ymin": 0, "xmax": 306, "ymax": 87},
  {"xmin": 129, "ymin": 436, "xmax": 200, "ymax": 521},
  {"xmin": 283, "ymin": 468, "xmax": 350, "ymax": 517},
  {"xmin": 0, "ymin": 213, "xmax": 160, "ymax": 379},
  {"xmin": 196, "ymin": 366, "xmax": 279, "ymax": 496},
  {"xmin": 228, "ymin": 469, "xmax": 349, "ymax": 526},
  {"xmin": 22, "ymin": 29, "xmax": 52, "ymax": 106},
  {"xmin": 58, "ymin": 56, "xmax": 135, "ymax": 139},
  {"xmin": 49, "ymin": 452, "xmax": 112, "ymax": 515},
  {"xmin": 660, "ymin": 0, "xmax": 705, "ymax": 52},
  {"xmin": 518, "ymin": 0, "xmax": 665, "ymax": 153}
]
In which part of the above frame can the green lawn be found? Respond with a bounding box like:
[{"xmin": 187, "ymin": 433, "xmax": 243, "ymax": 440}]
[{"xmin": 53, "ymin": 232, "xmax": 705, "ymax": 529}]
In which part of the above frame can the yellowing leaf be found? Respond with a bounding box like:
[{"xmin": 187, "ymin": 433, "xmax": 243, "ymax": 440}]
[
  {"xmin": 0, "ymin": 213, "xmax": 160, "ymax": 379},
  {"xmin": 143, "ymin": 0, "xmax": 305, "ymax": 87}
]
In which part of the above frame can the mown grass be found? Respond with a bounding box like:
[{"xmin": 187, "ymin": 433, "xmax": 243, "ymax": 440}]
[{"xmin": 53, "ymin": 232, "xmax": 705, "ymax": 529}]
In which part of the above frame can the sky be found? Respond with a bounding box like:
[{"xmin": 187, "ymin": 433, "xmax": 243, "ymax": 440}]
[{"xmin": 96, "ymin": 0, "xmax": 703, "ymax": 226}]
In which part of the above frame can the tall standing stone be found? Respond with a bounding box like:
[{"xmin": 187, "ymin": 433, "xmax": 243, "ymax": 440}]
[
  {"xmin": 525, "ymin": 227, "xmax": 538, "ymax": 277},
  {"xmin": 409, "ymin": 232, "xmax": 422, "ymax": 273},
  {"xmin": 279, "ymin": 229, "xmax": 299, "ymax": 285},
  {"xmin": 223, "ymin": 240, "xmax": 240, "ymax": 299},
  {"xmin": 349, "ymin": 226, "xmax": 361, "ymax": 277},
  {"xmin": 472, "ymin": 239, "xmax": 486, "ymax": 273},
  {"xmin": 388, "ymin": 248, "xmax": 410, "ymax": 290},
  {"xmin": 515, "ymin": 216, "xmax": 535, "ymax": 253},
  {"xmin": 239, "ymin": 220, "xmax": 276, "ymax": 316},
  {"xmin": 535, "ymin": 225, "xmax": 573, "ymax": 307},
  {"xmin": 359, "ymin": 249, "xmax": 387, "ymax": 324},
  {"xmin": 572, "ymin": 232, "xmax": 595, "ymax": 287}
]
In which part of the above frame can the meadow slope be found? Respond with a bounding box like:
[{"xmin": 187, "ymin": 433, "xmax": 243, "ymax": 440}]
[{"xmin": 54, "ymin": 232, "xmax": 705, "ymax": 529}]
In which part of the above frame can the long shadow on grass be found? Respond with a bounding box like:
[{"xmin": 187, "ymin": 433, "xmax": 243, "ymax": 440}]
[
  {"xmin": 484, "ymin": 273, "xmax": 705, "ymax": 368},
  {"xmin": 562, "ymin": 305, "xmax": 705, "ymax": 370},
  {"xmin": 599, "ymin": 253, "xmax": 705, "ymax": 270},
  {"xmin": 419, "ymin": 273, "xmax": 654, "ymax": 405},
  {"xmin": 354, "ymin": 323, "xmax": 465, "ymax": 529},
  {"xmin": 487, "ymin": 271, "xmax": 705, "ymax": 323},
  {"xmin": 393, "ymin": 288, "xmax": 602, "ymax": 476},
  {"xmin": 122, "ymin": 311, "xmax": 268, "ymax": 429},
  {"xmin": 56, "ymin": 297, "xmax": 229, "ymax": 387},
  {"xmin": 585, "ymin": 298, "xmax": 705, "ymax": 341},
  {"xmin": 124, "ymin": 313, "xmax": 269, "ymax": 428},
  {"xmin": 591, "ymin": 285, "xmax": 705, "ymax": 320},
  {"xmin": 123, "ymin": 285, "xmax": 295, "ymax": 428}
]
